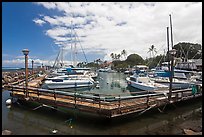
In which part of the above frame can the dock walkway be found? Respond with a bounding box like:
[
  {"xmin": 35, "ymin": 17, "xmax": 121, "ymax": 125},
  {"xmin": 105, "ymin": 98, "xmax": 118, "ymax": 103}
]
[{"xmin": 4, "ymin": 83, "xmax": 202, "ymax": 118}]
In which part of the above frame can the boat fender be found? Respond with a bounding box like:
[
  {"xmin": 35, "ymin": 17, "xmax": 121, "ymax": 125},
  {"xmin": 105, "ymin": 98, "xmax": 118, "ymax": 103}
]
[
  {"xmin": 51, "ymin": 129, "xmax": 58, "ymax": 134},
  {"xmin": 6, "ymin": 99, "xmax": 12, "ymax": 105}
]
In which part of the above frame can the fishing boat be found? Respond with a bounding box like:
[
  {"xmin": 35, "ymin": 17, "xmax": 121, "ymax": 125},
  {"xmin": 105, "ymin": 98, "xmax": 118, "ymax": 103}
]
[{"xmin": 126, "ymin": 72, "xmax": 168, "ymax": 91}]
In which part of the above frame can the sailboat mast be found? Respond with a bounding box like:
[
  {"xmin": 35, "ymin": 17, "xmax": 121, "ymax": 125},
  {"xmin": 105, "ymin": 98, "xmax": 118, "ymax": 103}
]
[
  {"xmin": 169, "ymin": 14, "xmax": 174, "ymax": 49},
  {"xmin": 71, "ymin": 21, "xmax": 77, "ymax": 67},
  {"xmin": 61, "ymin": 46, "xmax": 63, "ymax": 67},
  {"xmin": 74, "ymin": 35, "xmax": 77, "ymax": 67},
  {"xmin": 167, "ymin": 26, "xmax": 170, "ymax": 71},
  {"xmin": 70, "ymin": 21, "xmax": 73, "ymax": 66}
]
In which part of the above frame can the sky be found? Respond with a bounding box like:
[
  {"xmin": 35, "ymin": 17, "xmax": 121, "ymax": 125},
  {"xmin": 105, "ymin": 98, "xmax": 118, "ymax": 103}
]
[{"xmin": 2, "ymin": 2, "xmax": 202, "ymax": 68}]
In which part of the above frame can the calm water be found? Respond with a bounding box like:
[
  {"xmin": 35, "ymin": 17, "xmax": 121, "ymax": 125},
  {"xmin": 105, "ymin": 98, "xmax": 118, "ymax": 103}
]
[
  {"xmin": 41, "ymin": 72, "xmax": 146, "ymax": 96},
  {"xmin": 2, "ymin": 72, "xmax": 202, "ymax": 135}
]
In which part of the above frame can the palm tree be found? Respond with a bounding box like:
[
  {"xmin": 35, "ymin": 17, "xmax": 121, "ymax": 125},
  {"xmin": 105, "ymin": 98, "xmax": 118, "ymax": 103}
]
[
  {"xmin": 110, "ymin": 53, "xmax": 115, "ymax": 61},
  {"xmin": 117, "ymin": 54, "xmax": 121, "ymax": 60},
  {"xmin": 148, "ymin": 45, "xmax": 157, "ymax": 59},
  {"xmin": 121, "ymin": 49, "xmax": 127, "ymax": 60}
]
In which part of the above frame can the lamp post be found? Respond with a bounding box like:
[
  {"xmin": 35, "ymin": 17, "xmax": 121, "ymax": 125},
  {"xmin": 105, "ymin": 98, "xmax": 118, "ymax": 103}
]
[
  {"xmin": 22, "ymin": 49, "xmax": 29, "ymax": 98},
  {"xmin": 168, "ymin": 48, "xmax": 177, "ymax": 101}
]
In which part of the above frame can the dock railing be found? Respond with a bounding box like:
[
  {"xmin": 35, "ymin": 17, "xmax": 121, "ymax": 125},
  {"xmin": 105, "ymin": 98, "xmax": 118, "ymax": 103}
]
[{"xmin": 4, "ymin": 84, "xmax": 202, "ymax": 118}]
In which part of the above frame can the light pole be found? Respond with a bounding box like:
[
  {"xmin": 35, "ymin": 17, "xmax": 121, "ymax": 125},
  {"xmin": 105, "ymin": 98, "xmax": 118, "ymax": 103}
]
[
  {"xmin": 22, "ymin": 49, "xmax": 29, "ymax": 98},
  {"xmin": 168, "ymin": 48, "xmax": 177, "ymax": 101}
]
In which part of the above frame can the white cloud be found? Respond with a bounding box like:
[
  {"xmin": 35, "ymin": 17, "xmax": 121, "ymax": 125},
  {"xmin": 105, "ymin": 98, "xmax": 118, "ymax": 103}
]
[
  {"xmin": 2, "ymin": 58, "xmax": 60, "ymax": 68},
  {"xmin": 34, "ymin": 2, "xmax": 202, "ymax": 62},
  {"xmin": 33, "ymin": 18, "xmax": 46, "ymax": 26},
  {"xmin": 35, "ymin": 2, "xmax": 57, "ymax": 9}
]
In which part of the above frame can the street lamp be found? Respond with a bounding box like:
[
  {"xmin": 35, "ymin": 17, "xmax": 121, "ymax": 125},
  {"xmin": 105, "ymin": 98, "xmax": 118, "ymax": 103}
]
[
  {"xmin": 168, "ymin": 48, "xmax": 177, "ymax": 101},
  {"xmin": 22, "ymin": 49, "xmax": 29, "ymax": 98}
]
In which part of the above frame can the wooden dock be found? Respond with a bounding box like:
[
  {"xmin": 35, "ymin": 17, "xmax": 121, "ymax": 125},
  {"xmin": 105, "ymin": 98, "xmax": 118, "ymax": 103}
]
[{"xmin": 4, "ymin": 83, "xmax": 202, "ymax": 118}]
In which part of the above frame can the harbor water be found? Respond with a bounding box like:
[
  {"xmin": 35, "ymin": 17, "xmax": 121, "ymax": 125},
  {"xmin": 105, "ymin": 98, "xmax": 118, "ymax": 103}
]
[{"xmin": 2, "ymin": 71, "xmax": 202, "ymax": 135}]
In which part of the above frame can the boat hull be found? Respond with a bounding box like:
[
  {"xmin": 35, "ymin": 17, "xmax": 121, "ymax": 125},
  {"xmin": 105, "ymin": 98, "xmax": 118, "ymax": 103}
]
[
  {"xmin": 153, "ymin": 78, "xmax": 192, "ymax": 90},
  {"xmin": 126, "ymin": 77, "xmax": 156, "ymax": 91},
  {"xmin": 45, "ymin": 80, "xmax": 94, "ymax": 89}
]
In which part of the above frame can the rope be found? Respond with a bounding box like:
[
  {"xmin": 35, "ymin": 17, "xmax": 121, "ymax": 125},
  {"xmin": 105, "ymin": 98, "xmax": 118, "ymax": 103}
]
[{"xmin": 138, "ymin": 104, "xmax": 157, "ymax": 116}]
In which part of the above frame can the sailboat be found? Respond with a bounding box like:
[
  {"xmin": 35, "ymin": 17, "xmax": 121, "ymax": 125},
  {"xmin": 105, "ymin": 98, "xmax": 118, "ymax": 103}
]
[
  {"xmin": 44, "ymin": 21, "xmax": 97, "ymax": 89},
  {"xmin": 150, "ymin": 14, "xmax": 194, "ymax": 90}
]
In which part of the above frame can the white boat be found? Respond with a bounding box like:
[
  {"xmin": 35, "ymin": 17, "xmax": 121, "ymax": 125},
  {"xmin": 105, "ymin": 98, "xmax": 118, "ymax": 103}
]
[
  {"xmin": 44, "ymin": 75, "xmax": 95, "ymax": 89},
  {"xmin": 126, "ymin": 73, "xmax": 168, "ymax": 91},
  {"xmin": 151, "ymin": 77, "xmax": 192, "ymax": 90},
  {"xmin": 48, "ymin": 67, "xmax": 98, "ymax": 80}
]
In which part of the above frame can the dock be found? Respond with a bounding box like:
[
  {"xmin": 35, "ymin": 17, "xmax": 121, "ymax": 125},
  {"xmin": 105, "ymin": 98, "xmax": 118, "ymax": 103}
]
[
  {"xmin": 4, "ymin": 83, "xmax": 202, "ymax": 118},
  {"xmin": 2, "ymin": 69, "xmax": 48, "ymax": 88}
]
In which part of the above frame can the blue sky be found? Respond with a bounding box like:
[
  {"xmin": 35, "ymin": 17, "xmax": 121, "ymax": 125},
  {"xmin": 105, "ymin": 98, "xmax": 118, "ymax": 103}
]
[
  {"xmin": 2, "ymin": 2, "xmax": 202, "ymax": 68},
  {"xmin": 3, "ymin": 2, "xmax": 55, "ymax": 67}
]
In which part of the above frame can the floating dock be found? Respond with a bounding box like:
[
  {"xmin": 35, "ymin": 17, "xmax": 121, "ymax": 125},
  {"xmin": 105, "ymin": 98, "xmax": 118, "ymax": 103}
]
[{"xmin": 4, "ymin": 82, "xmax": 202, "ymax": 118}]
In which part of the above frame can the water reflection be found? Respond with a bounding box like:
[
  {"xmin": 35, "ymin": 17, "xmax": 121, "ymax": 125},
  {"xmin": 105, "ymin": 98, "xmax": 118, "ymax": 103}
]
[
  {"xmin": 2, "ymin": 88, "xmax": 202, "ymax": 135},
  {"xmin": 42, "ymin": 72, "xmax": 132, "ymax": 96}
]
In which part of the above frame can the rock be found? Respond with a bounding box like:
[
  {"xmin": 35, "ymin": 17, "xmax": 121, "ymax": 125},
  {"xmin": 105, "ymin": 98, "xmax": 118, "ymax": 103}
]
[
  {"xmin": 183, "ymin": 129, "xmax": 202, "ymax": 135},
  {"xmin": 2, "ymin": 130, "xmax": 12, "ymax": 135}
]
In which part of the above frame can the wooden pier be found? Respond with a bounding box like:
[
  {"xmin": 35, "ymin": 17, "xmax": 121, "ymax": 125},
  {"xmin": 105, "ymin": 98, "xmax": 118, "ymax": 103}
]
[{"xmin": 4, "ymin": 83, "xmax": 202, "ymax": 118}]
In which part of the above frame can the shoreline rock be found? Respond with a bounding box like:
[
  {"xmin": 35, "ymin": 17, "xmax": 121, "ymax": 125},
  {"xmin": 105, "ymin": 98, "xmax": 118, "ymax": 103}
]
[{"xmin": 2, "ymin": 130, "xmax": 12, "ymax": 135}]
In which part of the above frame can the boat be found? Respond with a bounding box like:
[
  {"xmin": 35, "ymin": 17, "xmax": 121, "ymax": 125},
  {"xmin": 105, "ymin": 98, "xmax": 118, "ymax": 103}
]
[
  {"xmin": 126, "ymin": 72, "xmax": 168, "ymax": 91},
  {"xmin": 151, "ymin": 76, "xmax": 192, "ymax": 90},
  {"xmin": 44, "ymin": 75, "xmax": 95, "ymax": 89},
  {"xmin": 49, "ymin": 66, "xmax": 98, "ymax": 79}
]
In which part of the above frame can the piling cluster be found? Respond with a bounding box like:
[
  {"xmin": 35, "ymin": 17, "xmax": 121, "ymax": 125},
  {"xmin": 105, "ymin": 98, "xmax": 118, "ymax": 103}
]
[{"xmin": 2, "ymin": 69, "xmax": 43, "ymax": 86}]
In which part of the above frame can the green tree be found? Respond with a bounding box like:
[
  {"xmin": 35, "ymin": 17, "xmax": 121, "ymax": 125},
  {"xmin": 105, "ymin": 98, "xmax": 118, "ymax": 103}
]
[
  {"xmin": 126, "ymin": 54, "xmax": 144, "ymax": 67},
  {"xmin": 173, "ymin": 42, "xmax": 202, "ymax": 61},
  {"xmin": 110, "ymin": 53, "xmax": 115, "ymax": 60}
]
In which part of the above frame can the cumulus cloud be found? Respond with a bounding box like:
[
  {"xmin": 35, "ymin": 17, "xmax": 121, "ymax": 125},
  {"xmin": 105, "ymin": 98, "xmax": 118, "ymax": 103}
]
[{"xmin": 34, "ymin": 2, "xmax": 202, "ymax": 62}]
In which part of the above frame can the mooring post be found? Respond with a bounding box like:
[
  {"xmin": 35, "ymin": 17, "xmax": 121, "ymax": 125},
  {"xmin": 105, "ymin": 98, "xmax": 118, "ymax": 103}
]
[
  {"xmin": 54, "ymin": 89, "xmax": 56, "ymax": 100},
  {"xmin": 168, "ymin": 49, "xmax": 177, "ymax": 102},
  {"xmin": 118, "ymin": 95, "xmax": 121, "ymax": 113},
  {"xmin": 53, "ymin": 89, "xmax": 56, "ymax": 104},
  {"xmin": 74, "ymin": 92, "xmax": 77, "ymax": 109},
  {"xmin": 146, "ymin": 91, "xmax": 149, "ymax": 107},
  {"xmin": 11, "ymin": 86, "xmax": 14, "ymax": 103},
  {"xmin": 37, "ymin": 89, "xmax": 39, "ymax": 99},
  {"xmin": 99, "ymin": 94, "xmax": 101, "ymax": 111}
]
